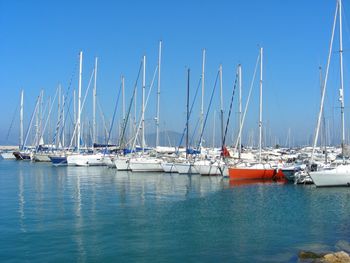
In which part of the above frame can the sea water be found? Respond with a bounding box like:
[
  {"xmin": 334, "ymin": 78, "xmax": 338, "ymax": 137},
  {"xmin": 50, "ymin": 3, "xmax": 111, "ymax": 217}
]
[{"xmin": 1, "ymin": 160, "xmax": 350, "ymax": 262}]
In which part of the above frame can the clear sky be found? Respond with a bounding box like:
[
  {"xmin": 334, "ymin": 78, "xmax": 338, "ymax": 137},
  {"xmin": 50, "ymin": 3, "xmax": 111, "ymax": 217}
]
[{"xmin": 0, "ymin": 0, "xmax": 349, "ymax": 147}]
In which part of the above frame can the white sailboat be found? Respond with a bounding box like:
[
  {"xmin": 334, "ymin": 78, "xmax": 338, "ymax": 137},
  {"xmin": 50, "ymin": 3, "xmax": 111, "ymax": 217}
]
[
  {"xmin": 129, "ymin": 156, "xmax": 163, "ymax": 172},
  {"xmin": 173, "ymin": 69, "xmax": 199, "ymax": 175},
  {"xmin": 310, "ymin": 165, "xmax": 350, "ymax": 187},
  {"xmin": 309, "ymin": 0, "xmax": 350, "ymax": 187},
  {"xmin": 113, "ymin": 155, "xmax": 131, "ymax": 171},
  {"xmin": 128, "ymin": 43, "xmax": 165, "ymax": 172},
  {"xmin": 1, "ymin": 151, "xmax": 16, "ymax": 160}
]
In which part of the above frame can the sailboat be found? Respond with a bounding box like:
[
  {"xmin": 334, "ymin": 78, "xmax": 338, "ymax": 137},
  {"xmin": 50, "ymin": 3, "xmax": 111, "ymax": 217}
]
[
  {"xmin": 228, "ymin": 48, "xmax": 283, "ymax": 181},
  {"xmin": 128, "ymin": 43, "xmax": 165, "ymax": 172},
  {"xmin": 14, "ymin": 91, "xmax": 41, "ymax": 161},
  {"xmin": 65, "ymin": 52, "xmax": 106, "ymax": 167},
  {"xmin": 172, "ymin": 68, "xmax": 200, "ymax": 174},
  {"xmin": 194, "ymin": 63, "xmax": 227, "ymax": 176},
  {"xmin": 309, "ymin": 0, "xmax": 350, "ymax": 187}
]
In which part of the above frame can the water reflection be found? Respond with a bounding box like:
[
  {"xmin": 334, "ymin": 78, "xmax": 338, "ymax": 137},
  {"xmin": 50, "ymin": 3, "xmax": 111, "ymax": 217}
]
[
  {"xmin": 228, "ymin": 178, "xmax": 287, "ymax": 187},
  {"xmin": 54, "ymin": 167, "xmax": 229, "ymax": 207},
  {"xmin": 18, "ymin": 168, "xmax": 26, "ymax": 233},
  {"xmin": 3, "ymin": 161, "xmax": 350, "ymax": 262},
  {"xmin": 111, "ymin": 171, "xmax": 226, "ymax": 203}
]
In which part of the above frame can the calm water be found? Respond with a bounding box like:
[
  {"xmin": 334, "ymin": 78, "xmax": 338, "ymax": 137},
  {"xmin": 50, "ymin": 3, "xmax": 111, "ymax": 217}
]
[{"xmin": 1, "ymin": 160, "xmax": 350, "ymax": 262}]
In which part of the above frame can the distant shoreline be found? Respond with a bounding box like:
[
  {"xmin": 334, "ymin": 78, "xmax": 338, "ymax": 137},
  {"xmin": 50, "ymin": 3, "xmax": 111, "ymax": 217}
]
[{"xmin": 0, "ymin": 146, "xmax": 19, "ymax": 151}]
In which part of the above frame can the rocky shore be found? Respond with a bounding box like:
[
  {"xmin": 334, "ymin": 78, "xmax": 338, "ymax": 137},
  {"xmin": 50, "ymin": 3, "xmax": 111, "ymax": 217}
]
[{"xmin": 299, "ymin": 240, "xmax": 350, "ymax": 262}]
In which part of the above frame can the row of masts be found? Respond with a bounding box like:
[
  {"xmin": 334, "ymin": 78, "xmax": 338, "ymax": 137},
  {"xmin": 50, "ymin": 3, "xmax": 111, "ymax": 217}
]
[
  {"xmin": 16, "ymin": 44, "xmax": 267, "ymax": 157},
  {"xmin": 17, "ymin": 34, "xmax": 344, "ymax": 156}
]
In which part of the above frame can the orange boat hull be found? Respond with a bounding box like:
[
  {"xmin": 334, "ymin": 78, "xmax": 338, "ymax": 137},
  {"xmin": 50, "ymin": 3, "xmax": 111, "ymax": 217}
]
[{"xmin": 228, "ymin": 167, "xmax": 285, "ymax": 181}]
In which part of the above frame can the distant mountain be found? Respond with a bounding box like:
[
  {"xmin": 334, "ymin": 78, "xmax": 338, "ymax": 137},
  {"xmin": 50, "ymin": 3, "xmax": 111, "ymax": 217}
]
[{"xmin": 145, "ymin": 130, "xmax": 183, "ymax": 147}]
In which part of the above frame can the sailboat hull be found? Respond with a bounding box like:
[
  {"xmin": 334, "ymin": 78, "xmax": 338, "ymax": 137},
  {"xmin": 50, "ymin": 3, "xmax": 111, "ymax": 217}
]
[
  {"xmin": 309, "ymin": 165, "xmax": 350, "ymax": 187},
  {"xmin": 0, "ymin": 152, "xmax": 16, "ymax": 160},
  {"xmin": 49, "ymin": 156, "xmax": 68, "ymax": 166},
  {"xmin": 33, "ymin": 153, "xmax": 51, "ymax": 162},
  {"xmin": 129, "ymin": 158, "xmax": 163, "ymax": 172},
  {"xmin": 174, "ymin": 163, "xmax": 198, "ymax": 174},
  {"xmin": 67, "ymin": 154, "xmax": 105, "ymax": 166},
  {"xmin": 229, "ymin": 166, "xmax": 283, "ymax": 180},
  {"xmin": 161, "ymin": 162, "xmax": 178, "ymax": 173},
  {"xmin": 13, "ymin": 151, "xmax": 31, "ymax": 161},
  {"xmin": 113, "ymin": 157, "xmax": 131, "ymax": 171}
]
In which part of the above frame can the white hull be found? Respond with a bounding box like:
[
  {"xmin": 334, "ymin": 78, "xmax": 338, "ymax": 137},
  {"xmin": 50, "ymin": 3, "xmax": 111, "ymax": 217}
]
[
  {"xmin": 67, "ymin": 154, "xmax": 105, "ymax": 166},
  {"xmin": 309, "ymin": 164, "xmax": 350, "ymax": 187},
  {"xmin": 195, "ymin": 160, "xmax": 226, "ymax": 176},
  {"xmin": 129, "ymin": 158, "xmax": 163, "ymax": 172},
  {"xmin": 0, "ymin": 152, "xmax": 16, "ymax": 160},
  {"xmin": 174, "ymin": 162, "xmax": 198, "ymax": 174},
  {"xmin": 33, "ymin": 153, "xmax": 51, "ymax": 162},
  {"xmin": 102, "ymin": 155, "xmax": 116, "ymax": 168},
  {"xmin": 161, "ymin": 162, "xmax": 178, "ymax": 173},
  {"xmin": 113, "ymin": 157, "xmax": 131, "ymax": 171}
]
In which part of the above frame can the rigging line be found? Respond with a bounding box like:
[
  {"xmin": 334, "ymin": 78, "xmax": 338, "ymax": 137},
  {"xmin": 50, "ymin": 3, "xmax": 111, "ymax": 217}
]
[
  {"xmin": 36, "ymin": 88, "xmax": 59, "ymax": 150},
  {"xmin": 177, "ymin": 76, "xmax": 202, "ymax": 150},
  {"xmin": 51, "ymin": 59, "xmax": 78, "ymax": 145},
  {"xmin": 189, "ymin": 117, "xmax": 200, "ymax": 147},
  {"xmin": 104, "ymin": 82, "xmax": 122, "ymax": 153},
  {"xmin": 6, "ymin": 100, "xmax": 19, "ymax": 142},
  {"xmin": 311, "ymin": 0, "xmax": 338, "ymax": 162},
  {"xmin": 234, "ymin": 52, "xmax": 261, "ymax": 151},
  {"xmin": 197, "ymin": 69, "xmax": 220, "ymax": 150},
  {"xmin": 119, "ymin": 61, "xmax": 143, "ymax": 149},
  {"xmin": 34, "ymin": 95, "xmax": 50, "ymax": 147},
  {"xmin": 58, "ymin": 97, "xmax": 73, "ymax": 147},
  {"xmin": 131, "ymin": 65, "xmax": 158, "ymax": 151},
  {"xmin": 68, "ymin": 68, "xmax": 95, "ymax": 149},
  {"xmin": 67, "ymin": 97, "xmax": 75, "ymax": 127},
  {"xmin": 222, "ymin": 67, "xmax": 239, "ymax": 149},
  {"xmin": 96, "ymin": 97, "xmax": 109, "ymax": 143},
  {"xmin": 22, "ymin": 95, "xmax": 41, "ymax": 150}
]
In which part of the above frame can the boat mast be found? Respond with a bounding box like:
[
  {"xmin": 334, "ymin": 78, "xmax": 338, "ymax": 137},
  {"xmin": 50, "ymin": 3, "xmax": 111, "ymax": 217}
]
[
  {"xmin": 186, "ymin": 68, "xmax": 190, "ymax": 159},
  {"xmin": 122, "ymin": 75, "xmax": 125, "ymax": 138},
  {"xmin": 219, "ymin": 64, "xmax": 224, "ymax": 148},
  {"xmin": 311, "ymin": 2, "xmax": 338, "ymax": 163},
  {"xmin": 62, "ymin": 94, "xmax": 65, "ymax": 148},
  {"xmin": 339, "ymin": 0, "xmax": 345, "ymax": 163},
  {"xmin": 35, "ymin": 92, "xmax": 40, "ymax": 147},
  {"xmin": 200, "ymin": 49, "xmax": 206, "ymax": 148},
  {"xmin": 77, "ymin": 51, "xmax": 83, "ymax": 152},
  {"xmin": 212, "ymin": 110, "xmax": 216, "ymax": 147},
  {"xmin": 234, "ymin": 53, "xmax": 260, "ymax": 153},
  {"xmin": 156, "ymin": 40, "xmax": 162, "ymax": 148},
  {"xmin": 73, "ymin": 89, "xmax": 76, "ymax": 147},
  {"xmin": 56, "ymin": 85, "xmax": 61, "ymax": 147},
  {"xmin": 134, "ymin": 69, "xmax": 138, "ymax": 146},
  {"xmin": 319, "ymin": 66, "xmax": 327, "ymax": 164},
  {"xmin": 259, "ymin": 47, "xmax": 263, "ymax": 163},
  {"xmin": 20, "ymin": 89, "xmax": 24, "ymax": 149},
  {"xmin": 141, "ymin": 55, "xmax": 146, "ymax": 153},
  {"xmin": 48, "ymin": 96, "xmax": 51, "ymax": 147},
  {"xmin": 39, "ymin": 89, "xmax": 44, "ymax": 145},
  {"xmin": 93, "ymin": 57, "xmax": 98, "ymax": 148},
  {"xmin": 23, "ymin": 95, "xmax": 40, "ymax": 150},
  {"xmin": 238, "ymin": 64, "xmax": 242, "ymax": 159}
]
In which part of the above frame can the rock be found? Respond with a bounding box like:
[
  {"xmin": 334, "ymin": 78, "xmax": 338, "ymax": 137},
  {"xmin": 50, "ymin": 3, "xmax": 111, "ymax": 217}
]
[
  {"xmin": 336, "ymin": 241, "xmax": 350, "ymax": 253},
  {"xmin": 299, "ymin": 250, "xmax": 325, "ymax": 260},
  {"xmin": 322, "ymin": 251, "xmax": 350, "ymax": 263}
]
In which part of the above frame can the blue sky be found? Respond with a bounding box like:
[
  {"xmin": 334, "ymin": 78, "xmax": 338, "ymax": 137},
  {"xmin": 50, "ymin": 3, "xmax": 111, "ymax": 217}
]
[{"xmin": 0, "ymin": 0, "xmax": 348, "ymax": 147}]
